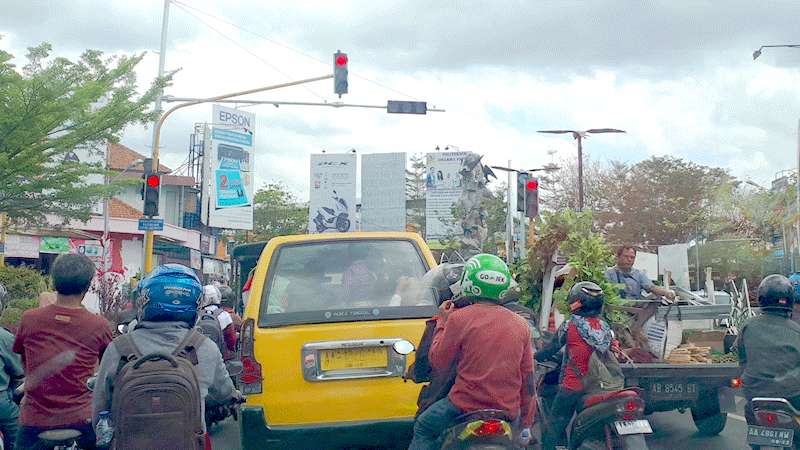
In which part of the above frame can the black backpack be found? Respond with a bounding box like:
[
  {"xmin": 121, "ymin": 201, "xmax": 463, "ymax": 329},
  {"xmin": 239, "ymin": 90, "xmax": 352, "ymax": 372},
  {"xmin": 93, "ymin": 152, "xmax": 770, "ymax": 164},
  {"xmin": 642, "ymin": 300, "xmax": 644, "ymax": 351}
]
[
  {"xmin": 111, "ymin": 330, "xmax": 206, "ymax": 450},
  {"xmin": 195, "ymin": 308, "xmax": 225, "ymax": 355}
]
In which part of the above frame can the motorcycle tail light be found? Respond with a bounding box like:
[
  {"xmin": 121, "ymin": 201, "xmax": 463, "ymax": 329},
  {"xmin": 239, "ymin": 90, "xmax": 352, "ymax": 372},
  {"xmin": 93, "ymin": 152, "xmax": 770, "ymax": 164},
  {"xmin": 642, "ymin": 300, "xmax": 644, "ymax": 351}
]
[
  {"xmin": 756, "ymin": 410, "xmax": 794, "ymax": 427},
  {"xmin": 730, "ymin": 378, "xmax": 742, "ymax": 388},
  {"xmin": 474, "ymin": 420, "xmax": 503, "ymax": 436},
  {"xmin": 239, "ymin": 318, "xmax": 263, "ymax": 394},
  {"xmin": 616, "ymin": 397, "xmax": 645, "ymax": 420}
]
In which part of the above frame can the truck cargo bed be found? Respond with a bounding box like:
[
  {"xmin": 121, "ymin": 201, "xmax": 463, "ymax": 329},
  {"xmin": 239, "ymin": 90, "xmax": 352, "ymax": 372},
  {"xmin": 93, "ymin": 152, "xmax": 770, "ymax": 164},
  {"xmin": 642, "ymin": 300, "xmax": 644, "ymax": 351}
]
[{"xmin": 621, "ymin": 362, "xmax": 741, "ymax": 378}]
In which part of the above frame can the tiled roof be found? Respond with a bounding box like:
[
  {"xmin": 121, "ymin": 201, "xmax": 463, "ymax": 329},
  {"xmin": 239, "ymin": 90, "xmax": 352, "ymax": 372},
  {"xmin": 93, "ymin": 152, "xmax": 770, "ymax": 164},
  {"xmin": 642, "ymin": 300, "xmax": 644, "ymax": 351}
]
[
  {"xmin": 109, "ymin": 198, "xmax": 142, "ymax": 220},
  {"xmin": 108, "ymin": 142, "xmax": 171, "ymax": 173}
]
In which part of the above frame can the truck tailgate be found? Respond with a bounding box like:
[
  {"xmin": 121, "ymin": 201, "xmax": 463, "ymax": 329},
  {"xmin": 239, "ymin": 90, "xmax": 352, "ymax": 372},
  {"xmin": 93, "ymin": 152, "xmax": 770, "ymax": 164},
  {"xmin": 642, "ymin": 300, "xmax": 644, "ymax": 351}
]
[{"xmin": 621, "ymin": 363, "xmax": 741, "ymax": 379}]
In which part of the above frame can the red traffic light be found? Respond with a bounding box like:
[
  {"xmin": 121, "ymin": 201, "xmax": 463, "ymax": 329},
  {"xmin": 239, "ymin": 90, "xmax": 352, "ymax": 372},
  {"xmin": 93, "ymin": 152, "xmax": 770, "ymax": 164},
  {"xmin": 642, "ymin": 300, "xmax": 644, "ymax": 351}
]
[
  {"xmin": 146, "ymin": 174, "xmax": 160, "ymax": 188},
  {"xmin": 335, "ymin": 54, "xmax": 348, "ymax": 66},
  {"xmin": 526, "ymin": 179, "xmax": 538, "ymax": 190}
]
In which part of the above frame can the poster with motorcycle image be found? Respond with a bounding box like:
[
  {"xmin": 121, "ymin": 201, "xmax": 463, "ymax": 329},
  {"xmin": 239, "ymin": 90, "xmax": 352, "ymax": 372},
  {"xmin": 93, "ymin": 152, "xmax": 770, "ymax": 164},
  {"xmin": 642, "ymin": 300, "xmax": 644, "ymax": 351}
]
[{"xmin": 308, "ymin": 153, "xmax": 357, "ymax": 233}]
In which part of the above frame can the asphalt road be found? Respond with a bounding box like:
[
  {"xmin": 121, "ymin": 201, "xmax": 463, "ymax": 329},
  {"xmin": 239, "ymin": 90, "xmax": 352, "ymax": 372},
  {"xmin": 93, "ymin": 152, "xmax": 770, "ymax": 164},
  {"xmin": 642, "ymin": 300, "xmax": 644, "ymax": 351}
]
[{"xmin": 211, "ymin": 399, "xmax": 753, "ymax": 449}]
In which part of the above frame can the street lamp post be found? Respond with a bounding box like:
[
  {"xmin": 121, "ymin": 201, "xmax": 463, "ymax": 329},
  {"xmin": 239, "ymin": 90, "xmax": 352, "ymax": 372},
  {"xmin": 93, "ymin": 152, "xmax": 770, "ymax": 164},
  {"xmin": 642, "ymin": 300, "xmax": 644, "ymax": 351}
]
[
  {"xmin": 537, "ymin": 128, "xmax": 625, "ymax": 210},
  {"xmin": 753, "ymin": 44, "xmax": 800, "ymax": 271}
]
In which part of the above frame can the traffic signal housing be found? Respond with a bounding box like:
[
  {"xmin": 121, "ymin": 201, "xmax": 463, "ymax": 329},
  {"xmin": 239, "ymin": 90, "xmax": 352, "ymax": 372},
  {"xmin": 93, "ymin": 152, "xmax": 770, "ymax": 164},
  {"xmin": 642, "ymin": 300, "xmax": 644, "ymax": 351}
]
[
  {"xmin": 516, "ymin": 172, "xmax": 530, "ymax": 212},
  {"xmin": 333, "ymin": 51, "xmax": 348, "ymax": 97},
  {"xmin": 143, "ymin": 168, "xmax": 160, "ymax": 217},
  {"xmin": 525, "ymin": 177, "xmax": 539, "ymax": 218}
]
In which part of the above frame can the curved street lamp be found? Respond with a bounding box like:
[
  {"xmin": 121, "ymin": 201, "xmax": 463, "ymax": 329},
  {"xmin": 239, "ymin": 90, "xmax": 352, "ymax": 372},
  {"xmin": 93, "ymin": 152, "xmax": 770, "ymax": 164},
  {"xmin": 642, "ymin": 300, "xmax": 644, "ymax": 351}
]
[{"xmin": 537, "ymin": 128, "xmax": 626, "ymax": 211}]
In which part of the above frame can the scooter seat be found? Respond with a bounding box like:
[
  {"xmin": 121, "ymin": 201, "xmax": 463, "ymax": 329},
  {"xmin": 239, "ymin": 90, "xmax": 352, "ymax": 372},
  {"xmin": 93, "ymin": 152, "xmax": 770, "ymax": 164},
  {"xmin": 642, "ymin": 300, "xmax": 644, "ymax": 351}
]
[{"xmin": 582, "ymin": 389, "xmax": 639, "ymax": 408}]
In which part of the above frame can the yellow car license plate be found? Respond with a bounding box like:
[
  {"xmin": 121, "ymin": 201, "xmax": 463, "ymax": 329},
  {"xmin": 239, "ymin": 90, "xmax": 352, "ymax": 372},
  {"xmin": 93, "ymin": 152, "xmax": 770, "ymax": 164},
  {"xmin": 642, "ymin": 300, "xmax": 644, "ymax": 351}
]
[{"xmin": 320, "ymin": 347, "xmax": 388, "ymax": 371}]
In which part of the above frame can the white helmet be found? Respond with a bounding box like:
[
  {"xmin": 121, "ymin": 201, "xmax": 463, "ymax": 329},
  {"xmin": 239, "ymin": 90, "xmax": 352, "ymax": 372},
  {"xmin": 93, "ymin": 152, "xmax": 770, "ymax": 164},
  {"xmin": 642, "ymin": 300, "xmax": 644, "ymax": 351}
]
[{"xmin": 201, "ymin": 284, "xmax": 222, "ymax": 308}]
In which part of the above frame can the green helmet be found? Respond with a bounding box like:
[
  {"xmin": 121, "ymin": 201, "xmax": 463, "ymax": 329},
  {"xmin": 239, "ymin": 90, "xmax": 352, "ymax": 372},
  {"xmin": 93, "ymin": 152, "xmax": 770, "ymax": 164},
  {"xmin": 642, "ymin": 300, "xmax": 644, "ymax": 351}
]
[{"xmin": 460, "ymin": 254, "xmax": 512, "ymax": 302}]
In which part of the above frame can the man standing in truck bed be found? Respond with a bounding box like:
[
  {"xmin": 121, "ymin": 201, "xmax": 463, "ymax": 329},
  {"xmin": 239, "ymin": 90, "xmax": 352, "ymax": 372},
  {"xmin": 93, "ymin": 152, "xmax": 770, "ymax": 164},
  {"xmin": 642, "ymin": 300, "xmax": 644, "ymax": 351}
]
[{"xmin": 605, "ymin": 245, "xmax": 675, "ymax": 300}]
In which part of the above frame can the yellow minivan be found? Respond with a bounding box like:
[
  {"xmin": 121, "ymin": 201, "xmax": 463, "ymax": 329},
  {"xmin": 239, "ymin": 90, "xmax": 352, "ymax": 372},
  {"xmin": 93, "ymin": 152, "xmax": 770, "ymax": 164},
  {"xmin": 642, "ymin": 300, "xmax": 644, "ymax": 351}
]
[{"xmin": 238, "ymin": 232, "xmax": 438, "ymax": 449}]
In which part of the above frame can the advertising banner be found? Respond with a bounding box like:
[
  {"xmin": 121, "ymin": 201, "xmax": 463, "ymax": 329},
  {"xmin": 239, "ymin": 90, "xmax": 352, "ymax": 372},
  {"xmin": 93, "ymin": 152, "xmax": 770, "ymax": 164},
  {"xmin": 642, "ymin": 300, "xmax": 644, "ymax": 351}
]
[
  {"xmin": 203, "ymin": 105, "xmax": 255, "ymax": 230},
  {"xmin": 425, "ymin": 151, "xmax": 470, "ymax": 240},
  {"xmin": 5, "ymin": 235, "xmax": 40, "ymax": 258},
  {"xmin": 361, "ymin": 153, "xmax": 406, "ymax": 232},
  {"xmin": 308, "ymin": 153, "xmax": 357, "ymax": 233}
]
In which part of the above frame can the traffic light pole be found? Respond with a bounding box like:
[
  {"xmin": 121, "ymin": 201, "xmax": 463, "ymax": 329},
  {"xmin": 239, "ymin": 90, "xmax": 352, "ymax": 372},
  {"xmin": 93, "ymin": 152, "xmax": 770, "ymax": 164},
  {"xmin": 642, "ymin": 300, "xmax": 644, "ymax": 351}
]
[{"xmin": 143, "ymin": 74, "xmax": 333, "ymax": 273}]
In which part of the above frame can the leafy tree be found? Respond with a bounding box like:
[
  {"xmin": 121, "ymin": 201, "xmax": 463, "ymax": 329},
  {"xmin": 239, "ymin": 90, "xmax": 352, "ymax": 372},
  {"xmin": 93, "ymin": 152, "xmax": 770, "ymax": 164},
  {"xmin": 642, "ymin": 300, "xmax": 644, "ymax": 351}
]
[
  {"xmin": 0, "ymin": 42, "xmax": 166, "ymax": 225},
  {"xmin": 241, "ymin": 183, "xmax": 307, "ymax": 242}
]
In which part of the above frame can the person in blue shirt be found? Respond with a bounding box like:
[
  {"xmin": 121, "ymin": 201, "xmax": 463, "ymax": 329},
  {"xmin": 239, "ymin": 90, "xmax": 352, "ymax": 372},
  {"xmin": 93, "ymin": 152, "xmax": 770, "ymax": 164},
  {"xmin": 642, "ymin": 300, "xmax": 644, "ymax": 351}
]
[
  {"xmin": 0, "ymin": 284, "xmax": 24, "ymax": 450},
  {"xmin": 604, "ymin": 245, "xmax": 675, "ymax": 300}
]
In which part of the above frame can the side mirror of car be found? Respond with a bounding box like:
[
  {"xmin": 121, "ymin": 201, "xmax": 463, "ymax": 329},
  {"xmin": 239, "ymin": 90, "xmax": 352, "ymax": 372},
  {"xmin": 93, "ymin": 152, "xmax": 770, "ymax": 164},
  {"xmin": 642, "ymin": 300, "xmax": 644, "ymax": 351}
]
[
  {"xmin": 226, "ymin": 361, "xmax": 244, "ymax": 377},
  {"xmin": 392, "ymin": 340, "xmax": 416, "ymax": 356}
]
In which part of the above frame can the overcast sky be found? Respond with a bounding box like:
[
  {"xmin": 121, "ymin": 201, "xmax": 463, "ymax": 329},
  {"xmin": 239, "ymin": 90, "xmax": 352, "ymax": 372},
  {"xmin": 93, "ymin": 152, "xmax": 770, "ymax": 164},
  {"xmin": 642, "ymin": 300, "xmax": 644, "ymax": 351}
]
[{"xmin": 3, "ymin": 0, "xmax": 800, "ymax": 198}]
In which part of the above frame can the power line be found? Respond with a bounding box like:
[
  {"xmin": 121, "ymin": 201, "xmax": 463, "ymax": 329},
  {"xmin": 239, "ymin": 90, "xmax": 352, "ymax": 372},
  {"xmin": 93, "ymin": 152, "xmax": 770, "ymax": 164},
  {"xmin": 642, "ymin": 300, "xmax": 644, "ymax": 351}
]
[
  {"xmin": 171, "ymin": 0, "xmax": 419, "ymax": 101},
  {"xmin": 172, "ymin": 2, "xmax": 327, "ymax": 102}
]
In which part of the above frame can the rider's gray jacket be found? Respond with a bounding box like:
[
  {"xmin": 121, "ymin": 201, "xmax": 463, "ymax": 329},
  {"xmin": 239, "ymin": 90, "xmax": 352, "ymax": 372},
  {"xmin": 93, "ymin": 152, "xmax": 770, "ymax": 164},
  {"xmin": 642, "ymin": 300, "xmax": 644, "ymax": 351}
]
[
  {"xmin": 91, "ymin": 320, "xmax": 236, "ymax": 429},
  {"xmin": 738, "ymin": 311, "xmax": 800, "ymax": 399}
]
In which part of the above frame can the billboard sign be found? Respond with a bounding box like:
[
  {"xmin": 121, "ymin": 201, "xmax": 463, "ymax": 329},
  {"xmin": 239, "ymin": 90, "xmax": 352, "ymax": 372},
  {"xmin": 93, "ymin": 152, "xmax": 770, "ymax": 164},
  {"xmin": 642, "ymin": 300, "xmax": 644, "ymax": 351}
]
[
  {"xmin": 202, "ymin": 105, "xmax": 256, "ymax": 230},
  {"xmin": 361, "ymin": 153, "xmax": 406, "ymax": 232},
  {"xmin": 308, "ymin": 153, "xmax": 357, "ymax": 233},
  {"xmin": 425, "ymin": 151, "xmax": 470, "ymax": 240}
]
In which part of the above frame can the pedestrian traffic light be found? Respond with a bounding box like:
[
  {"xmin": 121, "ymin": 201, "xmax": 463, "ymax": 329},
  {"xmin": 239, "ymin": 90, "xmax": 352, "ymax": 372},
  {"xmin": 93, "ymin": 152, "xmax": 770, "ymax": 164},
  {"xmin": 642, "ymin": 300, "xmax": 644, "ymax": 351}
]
[
  {"xmin": 143, "ymin": 171, "xmax": 160, "ymax": 217},
  {"xmin": 516, "ymin": 172, "xmax": 530, "ymax": 212},
  {"xmin": 525, "ymin": 177, "xmax": 539, "ymax": 218},
  {"xmin": 333, "ymin": 51, "xmax": 348, "ymax": 97}
]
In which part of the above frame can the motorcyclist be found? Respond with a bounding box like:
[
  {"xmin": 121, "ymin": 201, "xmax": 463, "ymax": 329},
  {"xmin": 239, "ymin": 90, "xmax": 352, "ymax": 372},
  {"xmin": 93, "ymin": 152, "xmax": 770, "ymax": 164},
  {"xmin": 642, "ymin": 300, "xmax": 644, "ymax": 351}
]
[
  {"xmin": 788, "ymin": 272, "xmax": 800, "ymax": 325},
  {"xmin": 218, "ymin": 285, "xmax": 243, "ymax": 330},
  {"xmin": 201, "ymin": 285, "xmax": 238, "ymax": 357},
  {"xmin": 408, "ymin": 254, "xmax": 534, "ymax": 450},
  {"xmin": 0, "ymin": 284, "xmax": 23, "ymax": 450},
  {"xmin": 738, "ymin": 274, "xmax": 800, "ymax": 421},
  {"xmin": 535, "ymin": 281, "xmax": 617, "ymax": 450},
  {"xmin": 92, "ymin": 264, "xmax": 241, "ymax": 445}
]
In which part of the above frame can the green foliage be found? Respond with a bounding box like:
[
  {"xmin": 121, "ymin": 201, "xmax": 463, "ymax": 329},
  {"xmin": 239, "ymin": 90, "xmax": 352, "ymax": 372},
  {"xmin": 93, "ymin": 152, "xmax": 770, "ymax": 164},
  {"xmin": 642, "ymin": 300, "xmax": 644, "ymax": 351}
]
[
  {"xmin": 527, "ymin": 209, "xmax": 628, "ymax": 324},
  {"xmin": 236, "ymin": 182, "xmax": 307, "ymax": 243},
  {"xmin": 0, "ymin": 42, "xmax": 168, "ymax": 225},
  {"xmin": 0, "ymin": 265, "xmax": 47, "ymax": 300},
  {"xmin": 0, "ymin": 298, "xmax": 39, "ymax": 332}
]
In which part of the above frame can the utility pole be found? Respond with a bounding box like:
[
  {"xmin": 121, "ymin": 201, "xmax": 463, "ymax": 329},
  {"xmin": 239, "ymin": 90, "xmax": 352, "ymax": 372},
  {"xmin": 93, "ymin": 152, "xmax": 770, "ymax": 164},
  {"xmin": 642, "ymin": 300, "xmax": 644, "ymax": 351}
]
[
  {"xmin": 506, "ymin": 159, "xmax": 513, "ymax": 264},
  {"xmin": 143, "ymin": 0, "xmax": 171, "ymax": 275},
  {"xmin": 796, "ymin": 118, "xmax": 800, "ymax": 272}
]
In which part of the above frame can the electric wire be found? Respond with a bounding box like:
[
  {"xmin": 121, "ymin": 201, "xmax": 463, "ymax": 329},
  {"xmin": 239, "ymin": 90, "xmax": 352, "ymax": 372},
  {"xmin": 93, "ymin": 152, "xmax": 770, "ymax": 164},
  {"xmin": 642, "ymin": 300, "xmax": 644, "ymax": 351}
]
[{"xmin": 171, "ymin": 0, "xmax": 419, "ymax": 101}]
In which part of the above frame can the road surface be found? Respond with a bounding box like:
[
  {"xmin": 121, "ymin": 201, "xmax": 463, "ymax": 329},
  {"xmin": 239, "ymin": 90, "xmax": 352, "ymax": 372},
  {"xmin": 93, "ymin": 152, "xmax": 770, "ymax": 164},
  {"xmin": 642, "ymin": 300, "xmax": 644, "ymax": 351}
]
[{"xmin": 212, "ymin": 406, "xmax": 753, "ymax": 449}]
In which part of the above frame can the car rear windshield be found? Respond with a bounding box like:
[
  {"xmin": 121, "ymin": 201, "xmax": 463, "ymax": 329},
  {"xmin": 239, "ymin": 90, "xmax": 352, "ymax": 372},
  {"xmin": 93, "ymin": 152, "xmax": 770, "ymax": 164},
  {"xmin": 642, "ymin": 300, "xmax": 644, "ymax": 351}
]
[{"xmin": 258, "ymin": 239, "xmax": 435, "ymax": 327}]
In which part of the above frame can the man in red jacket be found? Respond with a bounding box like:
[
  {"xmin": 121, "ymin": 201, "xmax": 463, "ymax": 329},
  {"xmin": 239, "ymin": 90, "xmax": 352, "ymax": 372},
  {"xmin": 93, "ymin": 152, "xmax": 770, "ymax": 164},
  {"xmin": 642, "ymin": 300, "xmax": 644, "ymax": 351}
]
[{"xmin": 408, "ymin": 254, "xmax": 534, "ymax": 450}]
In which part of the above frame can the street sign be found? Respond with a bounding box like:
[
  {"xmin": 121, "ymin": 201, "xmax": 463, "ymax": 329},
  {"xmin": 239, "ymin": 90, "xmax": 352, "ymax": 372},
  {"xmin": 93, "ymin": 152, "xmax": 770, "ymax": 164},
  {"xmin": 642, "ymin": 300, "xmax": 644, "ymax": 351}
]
[
  {"xmin": 387, "ymin": 100, "xmax": 427, "ymax": 115},
  {"xmin": 138, "ymin": 218, "xmax": 164, "ymax": 231}
]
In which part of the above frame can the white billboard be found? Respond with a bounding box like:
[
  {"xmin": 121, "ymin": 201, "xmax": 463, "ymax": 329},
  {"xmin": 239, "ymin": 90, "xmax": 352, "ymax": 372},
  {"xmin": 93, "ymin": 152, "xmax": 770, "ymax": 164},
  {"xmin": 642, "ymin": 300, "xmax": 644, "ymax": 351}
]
[
  {"xmin": 309, "ymin": 153, "xmax": 357, "ymax": 233},
  {"xmin": 425, "ymin": 151, "xmax": 470, "ymax": 240},
  {"xmin": 361, "ymin": 153, "xmax": 406, "ymax": 232},
  {"xmin": 202, "ymin": 105, "xmax": 255, "ymax": 230}
]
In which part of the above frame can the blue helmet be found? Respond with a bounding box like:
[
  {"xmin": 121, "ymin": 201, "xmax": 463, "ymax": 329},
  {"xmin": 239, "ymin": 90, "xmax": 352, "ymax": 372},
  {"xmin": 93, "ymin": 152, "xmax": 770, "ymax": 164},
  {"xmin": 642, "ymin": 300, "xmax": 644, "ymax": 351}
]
[
  {"xmin": 137, "ymin": 264, "xmax": 202, "ymax": 324},
  {"xmin": 789, "ymin": 273, "xmax": 800, "ymax": 298}
]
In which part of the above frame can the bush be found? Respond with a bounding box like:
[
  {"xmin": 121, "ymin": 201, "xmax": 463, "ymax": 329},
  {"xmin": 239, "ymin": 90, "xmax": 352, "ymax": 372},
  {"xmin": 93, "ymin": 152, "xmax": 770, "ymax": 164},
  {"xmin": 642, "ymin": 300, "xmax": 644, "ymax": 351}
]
[
  {"xmin": 0, "ymin": 265, "xmax": 47, "ymax": 300},
  {"xmin": 0, "ymin": 307, "xmax": 24, "ymax": 334}
]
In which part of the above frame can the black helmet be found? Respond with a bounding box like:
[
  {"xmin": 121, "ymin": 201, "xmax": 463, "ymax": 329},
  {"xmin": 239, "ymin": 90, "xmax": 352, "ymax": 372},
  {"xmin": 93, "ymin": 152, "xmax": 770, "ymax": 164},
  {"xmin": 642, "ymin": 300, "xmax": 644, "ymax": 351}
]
[
  {"xmin": 757, "ymin": 274, "xmax": 795, "ymax": 311},
  {"xmin": 218, "ymin": 285, "xmax": 235, "ymax": 307},
  {"xmin": 568, "ymin": 281, "xmax": 605, "ymax": 317},
  {"xmin": 421, "ymin": 264, "xmax": 464, "ymax": 305}
]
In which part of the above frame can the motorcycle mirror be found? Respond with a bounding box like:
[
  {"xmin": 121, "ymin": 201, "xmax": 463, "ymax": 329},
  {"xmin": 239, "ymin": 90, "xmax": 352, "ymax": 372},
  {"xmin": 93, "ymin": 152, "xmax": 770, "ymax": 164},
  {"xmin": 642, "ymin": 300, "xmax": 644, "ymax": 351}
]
[
  {"xmin": 86, "ymin": 376, "xmax": 96, "ymax": 392},
  {"xmin": 117, "ymin": 323, "xmax": 127, "ymax": 334},
  {"xmin": 226, "ymin": 361, "xmax": 244, "ymax": 377},
  {"xmin": 392, "ymin": 340, "xmax": 416, "ymax": 356}
]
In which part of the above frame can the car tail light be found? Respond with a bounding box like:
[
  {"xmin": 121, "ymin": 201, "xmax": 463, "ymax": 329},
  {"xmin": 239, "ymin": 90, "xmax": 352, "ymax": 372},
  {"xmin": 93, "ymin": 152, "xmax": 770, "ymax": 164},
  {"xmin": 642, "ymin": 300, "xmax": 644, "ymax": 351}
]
[
  {"xmin": 616, "ymin": 397, "xmax": 645, "ymax": 420},
  {"xmin": 756, "ymin": 410, "xmax": 794, "ymax": 427},
  {"xmin": 239, "ymin": 318, "xmax": 262, "ymax": 394},
  {"xmin": 730, "ymin": 378, "xmax": 742, "ymax": 389},
  {"xmin": 474, "ymin": 420, "xmax": 503, "ymax": 436}
]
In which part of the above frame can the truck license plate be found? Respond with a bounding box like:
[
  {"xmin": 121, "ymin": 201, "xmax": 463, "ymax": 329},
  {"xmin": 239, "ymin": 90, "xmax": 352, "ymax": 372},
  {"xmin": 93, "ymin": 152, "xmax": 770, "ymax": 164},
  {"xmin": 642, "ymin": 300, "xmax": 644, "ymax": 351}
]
[
  {"xmin": 650, "ymin": 382, "xmax": 698, "ymax": 400},
  {"xmin": 614, "ymin": 420, "xmax": 653, "ymax": 435},
  {"xmin": 747, "ymin": 425, "xmax": 794, "ymax": 447}
]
